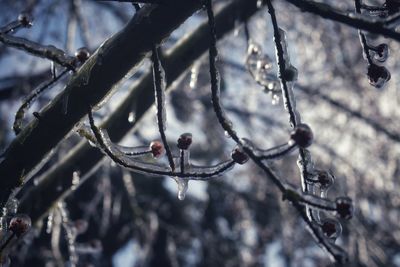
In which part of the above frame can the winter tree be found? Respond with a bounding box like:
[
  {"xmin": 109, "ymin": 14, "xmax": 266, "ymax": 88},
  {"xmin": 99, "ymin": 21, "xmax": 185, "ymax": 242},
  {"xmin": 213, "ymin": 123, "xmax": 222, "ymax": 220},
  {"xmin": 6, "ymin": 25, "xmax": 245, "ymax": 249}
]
[{"xmin": 0, "ymin": 0, "xmax": 399, "ymax": 266}]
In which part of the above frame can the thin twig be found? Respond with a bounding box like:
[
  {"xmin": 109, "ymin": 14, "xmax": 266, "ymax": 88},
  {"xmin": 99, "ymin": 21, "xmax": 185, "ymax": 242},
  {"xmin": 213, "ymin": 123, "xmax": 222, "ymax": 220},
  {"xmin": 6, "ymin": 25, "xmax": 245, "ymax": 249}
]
[
  {"xmin": 355, "ymin": 0, "xmax": 373, "ymax": 65},
  {"xmin": 151, "ymin": 46, "xmax": 175, "ymax": 171},
  {"xmin": 13, "ymin": 69, "xmax": 70, "ymax": 135},
  {"xmin": 87, "ymin": 106, "xmax": 234, "ymax": 179},
  {"xmin": 0, "ymin": 34, "xmax": 76, "ymax": 70},
  {"xmin": 284, "ymin": 0, "xmax": 400, "ymax": 42}
]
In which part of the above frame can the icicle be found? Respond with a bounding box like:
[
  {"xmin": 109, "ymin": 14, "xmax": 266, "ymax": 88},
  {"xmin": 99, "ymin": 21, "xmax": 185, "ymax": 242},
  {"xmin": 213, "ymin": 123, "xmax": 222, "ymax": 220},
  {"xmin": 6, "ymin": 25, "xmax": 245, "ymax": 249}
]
[
  {"xmin": 153, "ymin": 52, "xmax": 167, "ymax": 131},
  {"xmin": 58, "ymin": 202, "xmax": 78, "ymax": 267},
  {"xmin": 46, "ymin": 211, "xmax": 54, "ymax": 234},
  {"xmin": 256, "ymin": 0, "xmax": 263, "ymax": 8},
  {"xmin": 3, "ymin": 198, "xmax": 19, "ymax": 217},
  {"xmin": 71, "ymin": 171, "xmax": 80, "ymax": 191},
  {"xmin": 246, "ymin": 40, "xmax": 262, "ymax": 76},
  {"xmin": 271, "ymin": 92, "xmax": 280, "ymax": 105},
  {"xmin": 176, "ymin": 178, "xmax": 188, "ymax": 201},
  {"xmin": 189, "ymin": 63, "xmax": 200, "ymax": 89},
  {"xmin": 128, "ymin": 112, "xmax": 135, "ymax": 123},
  {"xmin": 62, "ymin": 93, "xmax": 69, "ymax": 115}
]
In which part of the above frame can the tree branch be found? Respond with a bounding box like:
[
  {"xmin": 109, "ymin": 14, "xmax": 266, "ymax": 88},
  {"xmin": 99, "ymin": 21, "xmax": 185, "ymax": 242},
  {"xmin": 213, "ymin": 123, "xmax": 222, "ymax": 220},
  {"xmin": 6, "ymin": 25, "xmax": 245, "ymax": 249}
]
[
  {"xmin": 17, "ymin": 0, "xmax": 262, "ymax": 224},
  {"xmin": 284, "ymin": 0, "xmax": 400, "ymax": 42},
  {"xmin": 0, "ymin": 0, "xmax": 201, "ymax": 206}
]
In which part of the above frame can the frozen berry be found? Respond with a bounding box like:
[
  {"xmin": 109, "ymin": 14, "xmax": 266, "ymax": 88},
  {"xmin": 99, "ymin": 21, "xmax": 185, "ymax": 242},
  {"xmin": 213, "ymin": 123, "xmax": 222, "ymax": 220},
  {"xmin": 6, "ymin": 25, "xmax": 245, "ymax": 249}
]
[
  {"xmin": 18, "ymin": 13, "xmax": 33, "ymax": 28},
  {"xmin": 321, "ymin": 219, "xmax": 342, "ymax": 240},
  {"xmin": 367, "ymin": 64, "xmax": 391, "ymax": 88},
  {"xmin": 9, "ymin": 214, "xmax": 31, "ymax": 237},
  {"xmin": 290, "ymin": 124, "xmax": 313, "ymax": 148},
  {"xmin": 231, "ymin": 147, "xmax": 249, "ymax": 165},
  {"xmin": 177, "ymin": 133, "xmax": 192, "ymax": 150},
  {"xmin": 150, "ymin": 141, "xmax": 164, "ymax": 158},
  {"xmin": 75, "ymin": 47, "xmax": 91, "ymax": 63},
  {"xmin": 335, "ymin": 197, "xmax": 353, "ymax": 220},
  {"xmin": 315, "ymin": 170, "xmax": 334, "ymax": 189},
  {"xmin": 283, "ymin": 65, "xmax": 298, "ymax": 82}
]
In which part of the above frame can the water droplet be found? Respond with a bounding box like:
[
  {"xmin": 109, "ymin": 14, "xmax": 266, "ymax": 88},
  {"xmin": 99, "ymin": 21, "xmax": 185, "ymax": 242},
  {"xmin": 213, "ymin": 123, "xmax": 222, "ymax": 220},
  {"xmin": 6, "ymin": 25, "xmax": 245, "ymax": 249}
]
[
  {"xmin": 128, "ymin": 112, "xmax": 135, "ymax": 123},
  {"xmin": 271, "ymin": 93, "xmax": 280, "ymax": 105},
  {"xmin": 176, "ymin": 178, "xmax": 188, "ymax": 201},
  {"xmin": 372, "ymin": 43, "xmax": 389, "ymax": 63},
  {"xmin": 3, "ymin": 198, "xmax": 19, "ymax": 216},
  {"xmin": 46, "ymin": 211, "xmax": 53, "ymax": 234},
  {"xmin": 71, "ymin": 171, "xmax": 80, "ymax": 190},
  {"xmin": 257, "ymin": 0, "xmax": 263, "ymax": 8},
  {"xmin": 367, "ymin": 64, "xmax": 391, "ymax": 88},
  {"xmin": 189, "ymin": 65, "xmax": 199, "ymax": 89}
]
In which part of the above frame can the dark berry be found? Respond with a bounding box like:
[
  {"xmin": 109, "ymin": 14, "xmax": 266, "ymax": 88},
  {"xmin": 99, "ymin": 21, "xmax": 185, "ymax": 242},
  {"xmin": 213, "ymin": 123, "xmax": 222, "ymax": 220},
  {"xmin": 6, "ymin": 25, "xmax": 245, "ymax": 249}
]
[
  {"xmin": 18, "ymin": 13, "xmax": 33, "ymax": 28},
  {"xmin": 283, "ymin": 65, "xmax": 298, "ymax": 82},
  {"xmin": 321, "ymin": 219, "xmax": 341, "ymax": 239},
  {"xmin": 9, "ymin": 214, "xmax": 31, "ymax": 237},
  {"xmin": 177, "ymin": 133, "xmax": 192, "ymax": 150},
  {"xmin": 315, "ymin": 170, "xmax": 334, "ymax": 189},
  {"xmin": 75, "ymin": 47, "xmax": 91, "ymax": 63},
  {"xmin": 231, "ymin": 147, "xmax": 249, "ymax": 165},
  {"xmin": 290, "ymin": 124, "xmax": 313, "ymax": 148},
  {"xmin": 150, "ymin": 141, "xmax": 164, "ymax": 158},
  {"xmin": 376, "ymin": 44, "xmax": 388, "ymax": 57},
  {"xmin": 335, "ymin": 197, "xmax": 353, "ymax": 220},
  {"xmin": 367, "ymin": 64, "xmax": 391, "ymax": 88}
]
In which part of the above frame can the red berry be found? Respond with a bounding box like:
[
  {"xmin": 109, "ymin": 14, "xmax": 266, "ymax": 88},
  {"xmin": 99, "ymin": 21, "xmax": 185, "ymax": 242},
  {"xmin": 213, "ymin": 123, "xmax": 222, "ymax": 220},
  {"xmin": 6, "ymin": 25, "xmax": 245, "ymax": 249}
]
[
  {"xmin": 177, "ymin": 133, "xmax": 192, "ymax": 150},
  {"xmin": 18, "ymin": 13, "xmax": 33, "ymax": 27},
  {"xmin": 150, "ymin": 141, "xmax": 164, "ymax": 158},
  {"xmin": 335, "ymin": 197, "xmax": 353, "ymax": 220},
  {"xmin": 290, "ymin": 124, "xmax": 313, "ymax": 148},
  {"xmin": 9, "ymin": 214, "xmax": 31, "ymax": 237},
  {"xmin": 75, "ymin": 47, "xmax": 91, "ymax": 63},
  {"xmin": 231, "ymin": 147, "xmax": 248, "ymax": 165}
]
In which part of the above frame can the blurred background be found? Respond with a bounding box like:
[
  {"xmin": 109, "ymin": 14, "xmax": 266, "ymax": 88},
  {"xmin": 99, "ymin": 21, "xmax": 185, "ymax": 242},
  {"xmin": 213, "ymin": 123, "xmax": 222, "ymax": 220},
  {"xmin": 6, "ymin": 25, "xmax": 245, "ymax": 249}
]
[{"xmin": 0, "ymin": 0, "xmax": 399, "ymax": 266}]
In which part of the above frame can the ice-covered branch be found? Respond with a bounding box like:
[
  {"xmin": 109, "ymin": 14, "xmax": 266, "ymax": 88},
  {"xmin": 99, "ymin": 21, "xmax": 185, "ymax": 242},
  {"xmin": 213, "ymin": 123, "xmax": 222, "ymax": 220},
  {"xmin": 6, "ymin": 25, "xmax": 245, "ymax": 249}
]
[
  {"xmin": 204, "ymin": 0, "xmax": 352, "ymax": 262},
  {"xmin": 0, "ymin": 34, "xmax": 76, "ymax": 70},
  {"xmin": 0, "ymin": 13, "xmax": 33, "ymax": 35},
  {"xmin": 355, "ymin": 0, "xmax": 391, "ymax": 88},
  {"xmin": 151, "ymin": 46, "xmax": 175, "ymax": 171},
  {"xmin": 13, "ymin": 69, "xmax": 70, "ymax": 135},
  {"xmin": 88, "ymin": 107, "xmax": 236, "ymax": 180},
  {"xmin": 0, "ymin": 0, "xmax": 203, "ymax": 207},
  {"xmin": 15, "ymin": 0, "xmax": 267, "ymax": 227},
  {"xmin": 284, "ymin": 0, "xmax": 400, "ymax": 42}
]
